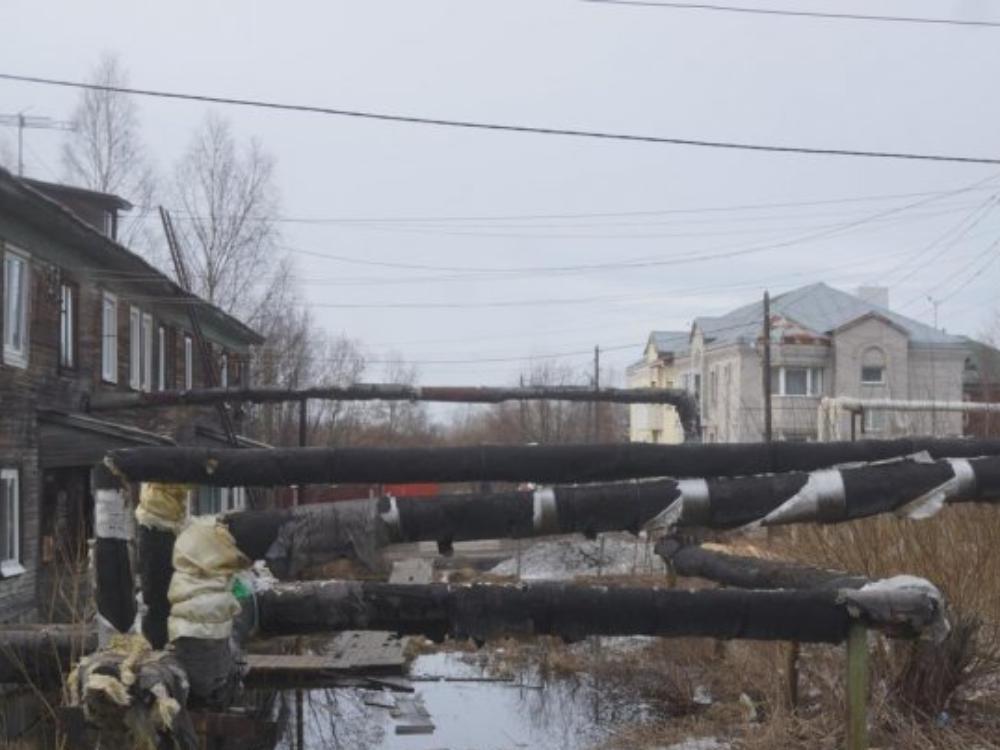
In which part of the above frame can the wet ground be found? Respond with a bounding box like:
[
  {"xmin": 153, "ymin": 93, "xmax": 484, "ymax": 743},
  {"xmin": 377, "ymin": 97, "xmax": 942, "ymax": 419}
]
[{"xmin": 281, "ymin": 649, "xmax": 656, "ymax": 750}]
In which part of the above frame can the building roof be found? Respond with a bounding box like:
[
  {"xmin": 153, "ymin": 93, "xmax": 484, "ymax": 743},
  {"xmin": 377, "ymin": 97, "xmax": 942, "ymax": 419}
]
[
  {"xmin": 693, "ymin": 282, "xmax": 966, "ymax": 350},
  {"xmin": 38, "ymin": 410, "xmax": 175, "ymax": 468},
  {"xmin": 0, "ymin": 168, "xmax": 264, "ymax": 346},
  {"xmin": 23, "ymin": 177, "xmax": 133, "ymax": 211},
  {"xmin": 648, "ymin": 330, "xmax": 691, "ymax": 355}
]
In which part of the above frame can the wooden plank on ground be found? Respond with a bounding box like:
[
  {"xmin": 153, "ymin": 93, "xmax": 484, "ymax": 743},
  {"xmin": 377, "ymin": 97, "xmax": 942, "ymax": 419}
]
[
  {"xmin": 390, "ymin": 695, "xmax": 435, "ymax": 735},
  {"xmin": 245, "ymin": 631, "xmax": 410, "ymax": 688},
  {"xmin": 389, "ymin": 558, "xmax": 434, "ymax": 584}
]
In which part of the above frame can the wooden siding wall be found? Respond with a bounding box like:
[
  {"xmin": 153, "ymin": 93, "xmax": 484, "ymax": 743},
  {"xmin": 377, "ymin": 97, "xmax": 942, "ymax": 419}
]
[{"xmin": 0, "ymin": 210, "xmax": 250, "ymax": 623}]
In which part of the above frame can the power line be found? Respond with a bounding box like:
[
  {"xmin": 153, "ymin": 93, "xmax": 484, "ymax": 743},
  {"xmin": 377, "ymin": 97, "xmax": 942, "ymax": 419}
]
[
  {"xmin": 881, "ymin": 193, "xmax": 1000, "ymax": 286},
  {"xmin": 134, "ymin": 184, "xmax": 997, "ymax": 225},
  {"xmin": 3, "ymin": 71, "xmax": 1000, "ymax": 166},
  {"xmin": 280, "ymin": 178, "xmax": 1000, "ymax": 275},
  {"xmin": 582, "ymin": 0, "xmax": 1000, "ymax": 28}
]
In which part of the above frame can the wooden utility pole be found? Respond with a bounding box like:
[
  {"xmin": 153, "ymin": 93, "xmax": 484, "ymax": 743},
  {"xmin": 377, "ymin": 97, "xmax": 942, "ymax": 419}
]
[
  {"xmin": 762, "ymin": 290, "xmax": 796, "ymax": 704},
  {"xmin": 592, "ymin": 346, "xmax": 601, "ymax": 441},
  {"xmin": 762, "ymin": 290, "xmax": 773, "ymax": 443}
]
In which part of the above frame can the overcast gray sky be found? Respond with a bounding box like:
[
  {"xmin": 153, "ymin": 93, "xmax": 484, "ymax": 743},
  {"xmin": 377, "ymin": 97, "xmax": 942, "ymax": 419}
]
[{"xmin": 2, "ymin": 0, "xmax": 999, "ymax": 386}]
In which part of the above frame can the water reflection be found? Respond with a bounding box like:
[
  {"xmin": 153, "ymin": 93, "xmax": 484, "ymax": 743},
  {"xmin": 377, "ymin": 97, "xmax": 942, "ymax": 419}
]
[{"xmin": 282, "ymin": 646, "xmax": 660, "ymax": 750}]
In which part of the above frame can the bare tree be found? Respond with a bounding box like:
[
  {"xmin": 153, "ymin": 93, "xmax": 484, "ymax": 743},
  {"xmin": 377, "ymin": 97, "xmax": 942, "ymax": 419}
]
[
  {"xmin": 61, "ymin": 53, "xmax": 157, "ymax": 251},
  {"xmin": 357, "ymin": 354, "xmax": 434, "ymax": 446},
  {"xmin": 444, "ymin": 360, "xmax": 619, "ymax": 445},
  {"xmin": 250, "ymin": 306, "xmax": 368, "ymax": 447},
  {"xmin": 172, "ymin": 113, "xmax": 285, "ymax": 327}
]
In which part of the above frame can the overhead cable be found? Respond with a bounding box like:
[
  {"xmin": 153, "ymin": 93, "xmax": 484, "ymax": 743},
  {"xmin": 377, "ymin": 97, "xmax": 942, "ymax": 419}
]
[{"xmin": 2, "ymin": 71, "xmax": 1000, "ymax": 165}]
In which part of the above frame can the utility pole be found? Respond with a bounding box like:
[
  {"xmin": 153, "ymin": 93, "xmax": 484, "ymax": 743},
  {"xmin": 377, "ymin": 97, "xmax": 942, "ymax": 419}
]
[
  {"xmin": 518, "ymin": 374, "xmax": 527, "ymax": 440},
  {"xmin": 592, "ymin": 346, "xmax": 601, "ymax": 441},
  {"xmin": 762, "ymin": 291, "xmax": 773, "ymax": 443},
  {"xmin": 0, "ymin": 113, "xmax": 74, "ymax": 176},
  {"xmin": 927, "ymin": 295, "xmax": 941, "ymax": 330}
]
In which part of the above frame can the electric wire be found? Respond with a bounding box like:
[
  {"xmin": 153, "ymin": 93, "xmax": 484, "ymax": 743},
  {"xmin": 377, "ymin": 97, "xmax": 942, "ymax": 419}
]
[
  {"xmin": 3, "ymin": 71, "xmax": 1000, "ymax": 165},
  {"xmin": 582, "ymin": 0, "xmax": 1000, "ymax": 28}
]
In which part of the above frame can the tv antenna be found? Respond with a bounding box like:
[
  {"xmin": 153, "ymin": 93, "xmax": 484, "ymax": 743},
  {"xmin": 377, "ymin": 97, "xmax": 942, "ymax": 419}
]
[{"xmin": 0, "ymin": 111, "xmax": 75, "ymax": 176}]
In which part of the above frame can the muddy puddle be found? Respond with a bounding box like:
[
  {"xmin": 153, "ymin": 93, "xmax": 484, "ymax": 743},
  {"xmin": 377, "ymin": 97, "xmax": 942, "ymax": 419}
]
[{"xmin": 279, "ymin": 648, "xmax": 657, "ymax": 750}]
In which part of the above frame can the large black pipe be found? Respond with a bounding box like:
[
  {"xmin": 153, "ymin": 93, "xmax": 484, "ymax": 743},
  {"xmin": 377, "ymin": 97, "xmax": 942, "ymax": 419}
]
[
  {"xmin": 656, "ymin": 538, "xmax": 871, "ymax": 591},
  {"xmin": 92, "ymin": 465, "xmax": 136, "ymax": 637},
  {"xmin": 220, "ymin": 456, "xmax": 1000, "ymax": 578},
  {"xmin": 106, "ymin": 438, "xmax": 1000, "ymax": 487},
  {"xmin": 256, "ymin": 580, "xmax": 853, "ymax": 643}
]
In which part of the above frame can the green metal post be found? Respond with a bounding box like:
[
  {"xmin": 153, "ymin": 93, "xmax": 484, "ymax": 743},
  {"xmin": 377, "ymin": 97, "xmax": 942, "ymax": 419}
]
[{"xmin": 846, "ymin": 622, "xmax": 869, "ymax": 750}]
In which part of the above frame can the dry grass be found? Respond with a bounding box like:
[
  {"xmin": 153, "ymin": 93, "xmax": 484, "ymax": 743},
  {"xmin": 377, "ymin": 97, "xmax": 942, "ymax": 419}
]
[
  {"xmin": 595, "ymin": 506, "xmax": 1000, "ymax": 749},
  {"xmin": 780, "ymin": 505, "xmax": 1000, "ymax": 719}
]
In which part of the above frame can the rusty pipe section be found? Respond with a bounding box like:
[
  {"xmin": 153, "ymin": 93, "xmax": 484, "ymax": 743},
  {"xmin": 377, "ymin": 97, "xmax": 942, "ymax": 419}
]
[{"xmin": 86, "ymin": 383, "xmax": 702, "ymax": 441}]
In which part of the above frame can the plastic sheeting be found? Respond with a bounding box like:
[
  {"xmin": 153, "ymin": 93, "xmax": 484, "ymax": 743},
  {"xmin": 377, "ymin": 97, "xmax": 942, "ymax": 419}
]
[
  {"xmin": 135, "ymin": 482, "xmax": 191, "ymax": 533},
  {"xmin": 168, "ymin": 518, "xmax": 251, "ymax": 641}
]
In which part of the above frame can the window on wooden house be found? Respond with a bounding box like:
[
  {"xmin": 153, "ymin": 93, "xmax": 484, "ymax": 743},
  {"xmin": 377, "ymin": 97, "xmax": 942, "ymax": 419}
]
[
  {"xmin": 59, "ymin": 283, "xmax": 76, "ymax": 369},
  {"xmin": 142, "ymin": 314, "xmax": 153, "ymax": 392},
  {"xmin": 191, "ymin": 486, "xmax": 245, "ymax": 516},
  {"xmin": 184, "ymin": 335, "xmax": 193, "ymax": 389},
  {"xmin": 101, "ymin": 293, "xmax": 118, "ymax": 383},
  {"xmin": 157, "ymin": 326, "xmax": 166, "ymax": 391},
  {"xmin": 3, "ymin": 248, "xmax": 30, "ymax": 368},
  {"xmin": 128, "ymin": 308, "xmax": 155, "ymax": 391},
  {"xmin": 0, "ymin": 468, "xmax": 21, "ymax": 576}
]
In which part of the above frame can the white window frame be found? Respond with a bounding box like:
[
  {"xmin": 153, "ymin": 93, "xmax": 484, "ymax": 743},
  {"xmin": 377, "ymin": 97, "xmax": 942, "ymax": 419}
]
[
  {"xmin": 190, "ymin": 486, "xmax": 245, "ymax": 517},
  {"xmin": 0, "ymin": 468, "xmax": 22, "ymax": 576},
  {"xmin": 157, "ymin": 326, "xmax": 166, "ymax": 391},
  {"xmin": 184, "ymin": 335, "xmax": 193, "ymax": 389},
  {"xmin": 220, "ymin": 352, "xmax": 228, "ymax": 388},
  {"xmin": 3, "ymin": 248, "xmax": 30, "ymax": 368},
  {"xmin": 129, "ymin": 306, "xmax": 142, "ymax": 390},
  {"xmin": 861, "ymin": 366, "xmax": 885, "ymax": 385},
  {"xmin": 59, "ymin": 282, "xmax": 74, "ymax": 369},
  {"xmin": 142, "ymin": 313, "xmax": 153, "ymax": 392},
  {"xmin": 224, "ymin": 487, "xmax": 245, "ymax": 513},
  {"xmin": 772, "ymin": 366, "xmax": 824, "ymax": 397},
  {"xmin": 101, "ymin": 293, "xmax": 118, "ymax": 383}
]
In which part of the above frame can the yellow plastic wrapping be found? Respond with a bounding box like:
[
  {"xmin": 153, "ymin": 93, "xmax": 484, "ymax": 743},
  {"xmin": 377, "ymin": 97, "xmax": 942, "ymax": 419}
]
[
  {"xmin": 135, "ymin": 482, "xmax": 192, "ymax": 533},
  {"xmin": 168, "ymin": 517, "xmax": 251, "ymax": 641}
]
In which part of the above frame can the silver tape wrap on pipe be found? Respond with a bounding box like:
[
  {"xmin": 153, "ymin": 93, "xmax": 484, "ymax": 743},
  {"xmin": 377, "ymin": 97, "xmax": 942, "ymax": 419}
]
[
  {"xmin": 95, "ymin": 489, "xmax": 131, "ymax": 541},
  {"xmin": 379, "ymin": 496, "xmax": 401, "ymax": 534},
  {"xmin": 763, "ymin": 469, "xmax": 846, "ymax": 526},
  {"xmin": 946, "ymin": 458, "xmax": 977, "ymax": 497},
  {"xmin": 643, "ymin": 478, "xmax": 708, "ymax": 531}
]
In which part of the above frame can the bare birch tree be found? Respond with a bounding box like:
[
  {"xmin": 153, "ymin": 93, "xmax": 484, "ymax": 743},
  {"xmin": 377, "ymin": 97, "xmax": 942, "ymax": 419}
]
[
  {"xmin": 61, "ymin": 53, "xmax": 158, "ymax": 251},
  {"xmin": 172, "ymin": 112, "xmax": 286, "ymax": 327}
]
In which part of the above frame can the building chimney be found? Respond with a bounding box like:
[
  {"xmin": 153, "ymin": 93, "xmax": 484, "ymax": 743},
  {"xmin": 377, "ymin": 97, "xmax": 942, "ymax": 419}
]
[{"xmin": 856, "ymin": 286, "xmax": 889, "ymax": 310}]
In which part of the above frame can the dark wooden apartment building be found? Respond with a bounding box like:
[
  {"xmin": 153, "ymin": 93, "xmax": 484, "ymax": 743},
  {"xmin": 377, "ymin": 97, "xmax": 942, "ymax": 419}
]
[{"xmin": 0, "ymin": 168, "xmax": 263, "ymax": 623}]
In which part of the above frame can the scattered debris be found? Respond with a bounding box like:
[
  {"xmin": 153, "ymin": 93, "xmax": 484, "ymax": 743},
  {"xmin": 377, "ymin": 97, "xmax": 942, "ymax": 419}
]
[{"xmin": 490, "ymin": 533, "xmax": 666, "ymax": 580}]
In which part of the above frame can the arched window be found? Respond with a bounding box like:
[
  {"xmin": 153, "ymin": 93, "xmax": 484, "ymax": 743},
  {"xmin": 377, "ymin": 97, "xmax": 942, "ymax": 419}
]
[{"xmin": 860, "ymin": 347, "xmax": 886, "ymax": 385}]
